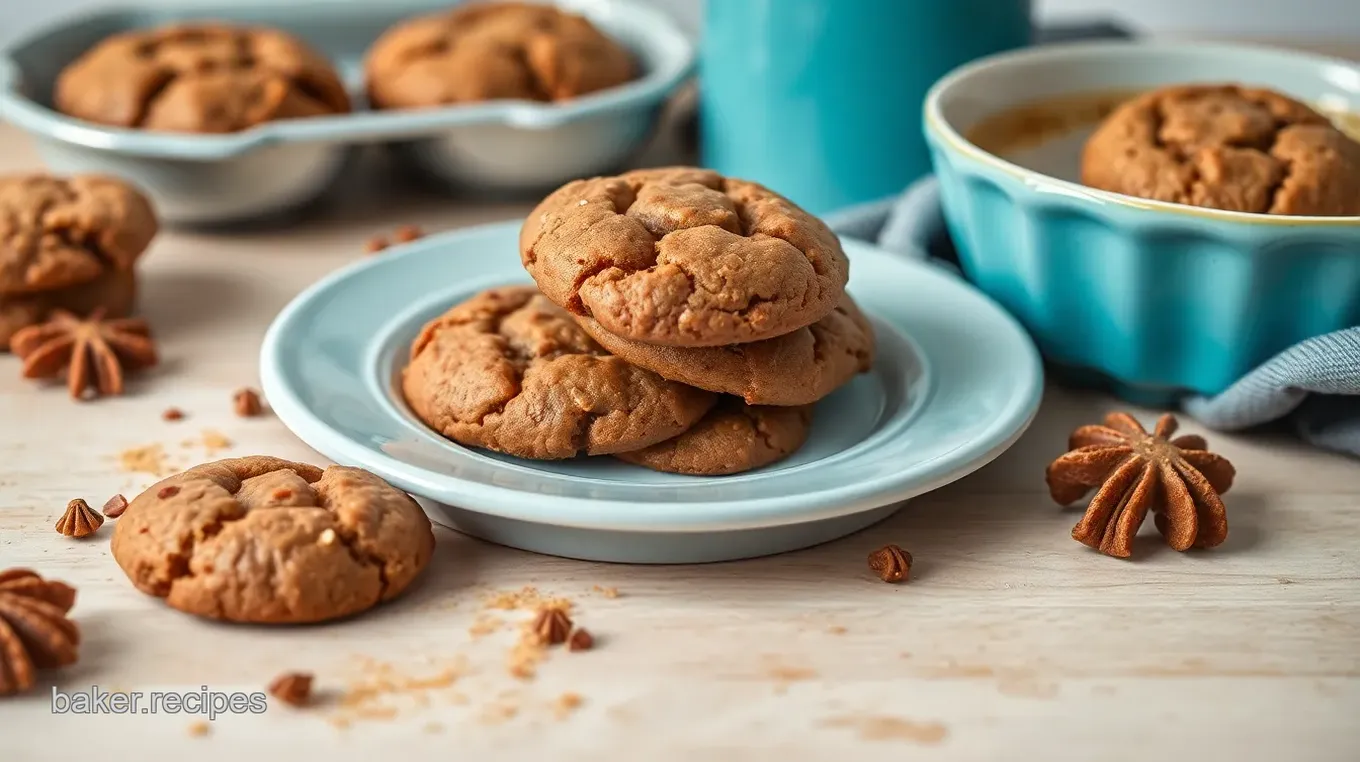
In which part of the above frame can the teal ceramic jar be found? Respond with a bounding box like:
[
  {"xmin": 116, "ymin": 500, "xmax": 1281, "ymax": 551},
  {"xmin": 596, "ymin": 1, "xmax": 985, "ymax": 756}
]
[
  {"xmin": 924, "ymin": 42, "xmax": 1360, "ymax": 404},
  {"xmin": 699, "ymin": 0, "xmax": 1031, "ymax": 214}
]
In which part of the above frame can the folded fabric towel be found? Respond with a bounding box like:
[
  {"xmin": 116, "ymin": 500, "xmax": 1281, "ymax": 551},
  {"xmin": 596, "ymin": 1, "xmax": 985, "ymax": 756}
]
[{"xmin": 825, "ymin": 177, "xmax": 1360, "ymax": 457}]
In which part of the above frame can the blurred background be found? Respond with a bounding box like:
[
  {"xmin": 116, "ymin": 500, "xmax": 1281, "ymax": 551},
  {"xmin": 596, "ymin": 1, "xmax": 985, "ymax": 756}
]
[{"xmin": 4, "ymin": 0, "xmax": 1360, "ymax": 47}]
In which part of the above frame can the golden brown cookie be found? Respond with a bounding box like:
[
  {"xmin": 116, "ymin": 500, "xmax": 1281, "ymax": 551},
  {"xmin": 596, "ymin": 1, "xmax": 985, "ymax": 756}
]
[
  {"xmin": 0, "ymin": 268, "xmax": 137, "ymax": 350},
  {"xmin": 0, "ymin": 174, "xmax": 156, "ymax": 294},
  {"xmin": 616, "ymin": 399, "xmax": 814, "ymax": 476},
  {"xmin": 402, "ymin": 286, "xmax": 716, "ymax": 460},
  {"xmin": 576, "ymin": 294, "xmax": 874, "ymax": 406},
  {"xmin": 521, "ymin": 167, "xmax": 851, "ymax": 347},
  {"xmin": 1081, "ymin": 84, "xmax": 1360, "ymax": 216},
  {"xmin": 110, "ymin": 457, "xmax": 434, "ymax": 624},
  {"xmin": 55, "ymin": 23, "xmax": 351, "ymax": 132},
  {"xmin": 365, "ymin": 1, "xmax": 634, "ymax": 109}
]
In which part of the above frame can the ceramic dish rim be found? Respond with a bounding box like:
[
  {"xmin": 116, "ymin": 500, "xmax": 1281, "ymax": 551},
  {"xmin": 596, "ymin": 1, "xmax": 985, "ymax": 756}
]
[
  {"xmin": 0, "ymin": 0, "xmax": 694, "ymax": 160},
  {"xmin": 924, "ymin": 39, "xmax": 1360, "ymax": 228},
  {"xmin": 258, "ymin": 220, "xmax": 1045, "ymax": 533}
]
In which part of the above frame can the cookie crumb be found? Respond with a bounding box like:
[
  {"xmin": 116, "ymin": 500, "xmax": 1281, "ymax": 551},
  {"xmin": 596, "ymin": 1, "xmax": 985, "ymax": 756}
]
[
  {"xmin": 118, "ymin": 444, "xmax": 174, "ymax": 476},
  {"xmin": 161, "ymin": 407, "xmax": 185, "ymax": 422},
  {"xmin": 592, "ymin": 585, "xmax": 620, "ymax": 598},
  {"xmin": 567, "ymin": 628, "xmax": 594, "ymax": 652},
  {"xmin": 319, "ymin": 528, "xmax": 337, "ymax": 546},
  {"xmin": 393, "ymin": 225, "xmax": 424, "ymax": 243},
  {"xmin": 483, "ymin": 586, "xmax": 572, "ymax": 612},
  {"xmin": 233, "ymin": 388, "xmax": 264, "ymax": 417},
  {"xmin": 200, "ymin": 429, "xmax": 233, "ymax": 453},
  {"xmin": 187, "ymin": 720, "xmax": 211, "ymax": 737},
  {"xmin": 102, "ymin": 494, "xmax": 129, "ymax": 518},
  {"xmin": 364, "ymin": 236, "xmax": 389, "ymax": 255},
  {"xmin": 531, "ymin": 607, "xmax": 573, "ymax": 645},
  {"xmin": 268, "ymin": 672, "xmax": 313, "ymax": 707},
  {"xmin": 468, "ymin": 614, "xmax": 503, "ymax": 638},
  {"xmin": 553, "ymin": 692, "xmax": 583, "ymax": 720},
  {"xmin": 423, "ymin": 721, "xmax": 443, "ymax": 734}
]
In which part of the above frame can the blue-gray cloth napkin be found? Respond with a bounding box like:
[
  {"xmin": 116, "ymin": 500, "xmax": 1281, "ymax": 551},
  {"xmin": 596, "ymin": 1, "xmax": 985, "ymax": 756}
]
[{"xmin": 825, "ymin": 177, "xmax": 1360, "ymax": 457}]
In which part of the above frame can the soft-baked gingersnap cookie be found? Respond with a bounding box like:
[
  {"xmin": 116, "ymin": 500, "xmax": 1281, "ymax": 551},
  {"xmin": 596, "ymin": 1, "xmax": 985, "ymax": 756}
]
[
  {"xmin": 1082, "ymin": 84, "xmax": 1360, "ymax": 216},
  {"xmin": 522, "ymin": 167, "xmax": 851, "ymax": 348},
  {"xmin": 111, "ymin": 457, "xmax": 434, "ymax": 624},
  {"xmin": 0, "ymin": 268, "xmax": 137, "ymax": 350},
  {"xmin": 403, "ymin": 286, "xmax": 717, "ymax": 460},
  {"xmin": 616, "ymin": 399, "xmax": 814, "ymax": 476},
  {"xmin": 365, "ymin": 1, "xmax": 634, "ymax": 109},
  {"xmin": 576, "ymin": 294, "xmax": 874, "ymax": 406},
  {"xmin": 0, "ymin": 174, "xmax": 156, "ymax": 295},
  {"xmin": 55, "ymin": 23, "xmax": 351, "ymax": 132}
]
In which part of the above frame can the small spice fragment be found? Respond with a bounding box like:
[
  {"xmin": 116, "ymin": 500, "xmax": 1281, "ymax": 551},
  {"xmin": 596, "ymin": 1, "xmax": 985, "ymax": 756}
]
[
  {"xmin": 364, "ymin": 236, "xmax": 389, "ymax": 255},
  {"xmin": 532, "ymin": 608, "xmax": 573, "ymax": 645},
  {"xmin": 868, "ymin": 544, "xmax": 912, "ymax": 583},
  {"xmin": 1046, "ymin": 412, "xmax": 1235, "ymax": 558},
  {"xmin": 393, "ymin": 224, "xmax": 424, "ymax": 243},
  {"xmin": 55, "ymin": 499, "xmax": 104, "ymax": 538},
  {"xmin": 161, "ymin": 407, "xmax": 185, "ymax": 422},
  {"xmin": 268, "ymin": 672, "xmax": 313, "ymax": 707},
  {"xmin": 9, "ymin": 309, "xmax": 158, "ymax": 400},
  {"xmin": 0, "ymin": 569, "xmax": 79, "ymax": 695},
  {"xmin": 157, "ymin": 485, "xmax": 180, "ymax": 499},
  {"xmin": 233, "ymin": 388, "xmax": 264, "ymax": 417},
  {"xmin": 102, "ymin": 494, "xmax": 129, "ymax": 519},
  {"xmin": 567, "ymin": 628, "xmax": 594, "ymax": 652}
]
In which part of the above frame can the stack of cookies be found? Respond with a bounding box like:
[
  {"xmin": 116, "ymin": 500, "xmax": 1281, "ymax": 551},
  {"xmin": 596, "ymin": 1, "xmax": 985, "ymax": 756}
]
[
  {"xmin": 0, "ymin": 175, "xmax": 157, "ymax": 349},
  {"xmin": 402, "ymin": 168, "xmax": 875, "ymax": 476}
]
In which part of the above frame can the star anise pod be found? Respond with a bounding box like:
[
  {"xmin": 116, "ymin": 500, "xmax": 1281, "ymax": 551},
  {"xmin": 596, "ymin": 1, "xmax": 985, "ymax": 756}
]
[
  {"xmin": 9, "ymin": 308, "xmax": 157, "ymax": 400},
  {"xmin": 531, "ymin": 607, "xmax": 573, "ymax": 645},
  {"xmin": 1046, "ymin": 412, "xmax": 1235, "ymax": 559},
  {"xmin": 55, "ymin": 498, "xmax": 104, "ymax": 538},
  {"xmin": 0, "ymin": 569, "xmax": 80, "ymax": 696}
]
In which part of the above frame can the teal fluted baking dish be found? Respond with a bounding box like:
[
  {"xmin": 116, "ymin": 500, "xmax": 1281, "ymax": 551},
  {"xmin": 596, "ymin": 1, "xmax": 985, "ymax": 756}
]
[
  {"xmin": 0, "ymin": 0, "xmax": 693, "ymax": 226},
  {"xmin": 924, "ymin": 41, "xmax": 1360, "ymax": 404}
]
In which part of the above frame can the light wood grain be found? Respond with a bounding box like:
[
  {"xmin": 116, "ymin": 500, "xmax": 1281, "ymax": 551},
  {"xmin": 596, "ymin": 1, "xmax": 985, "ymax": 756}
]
[{"xmin": 1, "ymin": 105, "xmax": 1358, "ymax": 762}]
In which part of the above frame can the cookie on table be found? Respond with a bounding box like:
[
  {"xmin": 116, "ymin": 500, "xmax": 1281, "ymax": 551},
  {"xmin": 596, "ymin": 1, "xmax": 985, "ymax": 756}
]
[
  {"xmin": 0, "ymin": 175, "xmax": 156, "ymax": 295},
  {"xmin": 577, "ymin": 294, "xmax": 875, "ymax": 406},
  {"xmin": 1081, "ymin": 84, "xmax": 1360, "ymax": 216},
  {"xmin": 616, "ymin": 399, "xmax": 814, "ymax": 476},
  {"xmin": 365, "ymin": 1, "xmax": 634, "ymax": 109},
  {"xmin": 402, "ymin": 286, "xmax": 716, "ymax": 460},
  {"xmin": 521, "ymin": 167, "xmax": 851, "ymax": 347},
  {"xmin": 0, "ymin": 268, "xmax": 137, "ymax": 350},
  {"xmin": 55, "ymin": 23, "xmax": 351, "ymax": 132},
  {"xmin": 111, "ymin": 457, "xmax": 434, "ymax": 624}
]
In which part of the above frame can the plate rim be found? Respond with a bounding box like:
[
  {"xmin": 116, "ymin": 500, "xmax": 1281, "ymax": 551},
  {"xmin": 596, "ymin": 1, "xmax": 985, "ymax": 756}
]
[{"xmin": 260, "ymin": 219, "xmax": 1044, "ymax": 532}]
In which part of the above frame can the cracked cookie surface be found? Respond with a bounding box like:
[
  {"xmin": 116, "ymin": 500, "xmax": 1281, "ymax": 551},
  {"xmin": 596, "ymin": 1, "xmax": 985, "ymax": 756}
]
[
  {"xmin": 576, "ymin": 293, "xmax": 874, "ymax": 406},
  {"xmin": 0, "ymin": 175, "xmax": 156, "ymax": 294},
  {"xmin": 365, "ymin": 1, "xmax": 634, "ymax": 109},
  {"xmin": 1, "ymin": 268, "xmax": 136, "ymax": 350},
  {"xmin": 616, "ymin": 398, "xmax": 813, "ymax": 475},
  {"xmin": 110, "ymin": 457, "xmax": 434, "ymax": 624},
  {"xmin": 55, "ymin": 23, "xmax": 351, "ymax": 132},
  {"xmin": 520, "ymin": 167, "xmax": 851, "ymax": 347},
  {"xmin": 402, "ymin": 286, "xmax": 716, "ymax": 460},
  {"xmin": 1081, "ymin": 84, "xmax": 1360, "ymax": 216}
]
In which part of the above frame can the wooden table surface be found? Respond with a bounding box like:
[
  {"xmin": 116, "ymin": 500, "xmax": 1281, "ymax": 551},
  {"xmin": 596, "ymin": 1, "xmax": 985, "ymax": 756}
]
[{"xmin": 1, "ymin": 105, "xmax": 1357, "ymax": 762}]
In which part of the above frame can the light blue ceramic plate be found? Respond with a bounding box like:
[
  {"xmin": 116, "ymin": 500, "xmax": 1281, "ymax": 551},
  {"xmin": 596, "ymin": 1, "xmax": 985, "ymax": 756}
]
[{"xmin": 259, "ymin": 221, "xmax": 1043, "ymax": 563}]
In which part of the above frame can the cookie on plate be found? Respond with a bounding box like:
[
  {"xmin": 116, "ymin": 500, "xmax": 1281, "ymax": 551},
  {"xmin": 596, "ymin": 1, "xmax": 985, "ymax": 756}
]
[
  {"xmin": 55, "ymin": 23, "xmax": 351, "ymax": 132},
  {"xmin": 1082, "ymin": 84, "xmax": 1360, "ymax": 216},
  {"xmin": 616, "ymin": 398, "xmax": 814, "ymax": 476},
  {"xmin": 402, "ymin": 286, "xmax": 716, "ymax": 460},
  {"xmin": 521, "ymin": 167, "xmax": 851, "ymax": 347},
  {"xmin": 365, "ymin": 1, "xmax": 634, "ymax": 109},
  {"xmin": 0, "ymin": 268, "xmax": 137, "ymax": 349},
  {"xmin": 0, "ymin": 175, "xmax": 156, "ymax": 295},
  {"xmin": 577, "ymin": 294, "xmax": 874, "ymax": 406},
  {"xmin": 111, "ymin": 457, "xmax": 434, "ymax": 624}
]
